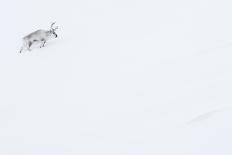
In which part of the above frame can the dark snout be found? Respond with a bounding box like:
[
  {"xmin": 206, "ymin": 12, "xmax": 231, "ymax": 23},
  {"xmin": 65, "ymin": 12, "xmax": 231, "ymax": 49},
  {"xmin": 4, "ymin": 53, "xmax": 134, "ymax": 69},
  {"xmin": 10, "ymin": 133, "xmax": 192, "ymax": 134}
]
[{"xmin": 52, "ymin": 31, "xmax": 58, "ymax": 38}]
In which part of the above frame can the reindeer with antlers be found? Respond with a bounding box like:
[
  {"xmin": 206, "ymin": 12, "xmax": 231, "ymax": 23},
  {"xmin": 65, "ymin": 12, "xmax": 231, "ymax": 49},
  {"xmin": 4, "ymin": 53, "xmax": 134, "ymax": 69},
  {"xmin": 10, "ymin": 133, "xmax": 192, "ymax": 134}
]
[{"xmin": 19, "ymin": 22, "xmax": 58, "ymax": 53}]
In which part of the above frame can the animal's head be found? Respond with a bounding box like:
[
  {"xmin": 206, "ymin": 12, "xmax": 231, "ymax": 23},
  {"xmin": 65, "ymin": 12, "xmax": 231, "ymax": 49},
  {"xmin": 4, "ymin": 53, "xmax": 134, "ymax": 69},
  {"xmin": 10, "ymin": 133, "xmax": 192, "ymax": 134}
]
[{"xmin": 49, "ymin": 22, "xmax": 58, "ymax": 38}]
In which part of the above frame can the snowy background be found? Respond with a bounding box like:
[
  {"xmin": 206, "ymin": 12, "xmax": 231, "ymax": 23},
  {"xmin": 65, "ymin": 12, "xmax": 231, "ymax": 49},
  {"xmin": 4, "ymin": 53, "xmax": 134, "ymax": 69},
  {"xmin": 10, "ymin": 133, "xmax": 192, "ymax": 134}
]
[{"xmin": 0, "ymin": 0, "xmax": 232, "ymax": 154}]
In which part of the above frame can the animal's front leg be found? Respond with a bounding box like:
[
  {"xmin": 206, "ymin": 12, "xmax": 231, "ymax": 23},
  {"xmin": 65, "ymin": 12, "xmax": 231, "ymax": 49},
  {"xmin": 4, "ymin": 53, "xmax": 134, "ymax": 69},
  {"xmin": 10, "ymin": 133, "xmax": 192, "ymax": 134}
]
[
  {"xmin": 40, "ymin": 39, "xmax": 46, "ymax": 48},
  {"xmin": 42, "ymin": 41, "xmax": 46, "ymax": 47}
]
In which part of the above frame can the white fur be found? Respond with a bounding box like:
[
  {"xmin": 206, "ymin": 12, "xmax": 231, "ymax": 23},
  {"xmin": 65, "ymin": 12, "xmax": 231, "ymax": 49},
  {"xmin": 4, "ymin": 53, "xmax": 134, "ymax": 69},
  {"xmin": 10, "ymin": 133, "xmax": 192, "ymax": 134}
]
[{"xmin": 19, "ymin": 23, "xmax": 58, "ymax": 53}]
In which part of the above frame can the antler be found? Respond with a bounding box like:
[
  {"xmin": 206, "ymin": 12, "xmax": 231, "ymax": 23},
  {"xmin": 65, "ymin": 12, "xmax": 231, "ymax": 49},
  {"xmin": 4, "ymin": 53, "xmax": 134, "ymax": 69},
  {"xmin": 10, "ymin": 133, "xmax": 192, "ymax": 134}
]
[
  {"xmin": 50, "ymin": 22, "xmax": 55, "ymax": 29},
  {"xmin": 50, "ymin": 22, "xmax": 58, "ymax": 31}
]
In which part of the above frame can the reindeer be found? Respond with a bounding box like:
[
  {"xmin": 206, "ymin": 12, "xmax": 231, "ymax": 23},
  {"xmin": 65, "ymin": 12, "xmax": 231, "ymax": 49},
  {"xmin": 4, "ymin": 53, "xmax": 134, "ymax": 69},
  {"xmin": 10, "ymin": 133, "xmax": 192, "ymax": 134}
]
[{"xmin": 19, "ymin": 22, "xmax": 58, "ymax": 53}]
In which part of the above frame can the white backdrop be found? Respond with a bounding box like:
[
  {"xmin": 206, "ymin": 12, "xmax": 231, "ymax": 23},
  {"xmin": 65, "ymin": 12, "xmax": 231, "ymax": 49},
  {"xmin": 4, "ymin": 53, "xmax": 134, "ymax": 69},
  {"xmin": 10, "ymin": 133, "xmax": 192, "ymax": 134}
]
[{"xmin": 0, "ymin": 0, "xmax": 232, "ymax": 154}]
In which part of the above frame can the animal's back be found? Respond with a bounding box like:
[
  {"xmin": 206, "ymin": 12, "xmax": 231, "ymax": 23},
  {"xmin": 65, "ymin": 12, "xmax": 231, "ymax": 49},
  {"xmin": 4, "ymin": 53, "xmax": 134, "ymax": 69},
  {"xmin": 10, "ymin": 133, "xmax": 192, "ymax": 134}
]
[{"xmin": 23, "ymin": 29, "xmax": 46, "ymax": 40}]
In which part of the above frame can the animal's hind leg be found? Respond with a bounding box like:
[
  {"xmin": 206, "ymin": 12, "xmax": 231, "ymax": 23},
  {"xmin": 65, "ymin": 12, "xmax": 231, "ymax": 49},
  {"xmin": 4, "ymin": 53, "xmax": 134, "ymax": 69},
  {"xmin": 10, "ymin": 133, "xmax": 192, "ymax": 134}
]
[
  {"xmin": 19, "ymin": 46, "xmax": 23, "ymax": 53},
  {"xmin": 19, "ymin": 41, "xmax": 26, "ymax": 53},
  {"xmin": 27, "ymin": 41, "xmax": 32, "ymax": 51}
]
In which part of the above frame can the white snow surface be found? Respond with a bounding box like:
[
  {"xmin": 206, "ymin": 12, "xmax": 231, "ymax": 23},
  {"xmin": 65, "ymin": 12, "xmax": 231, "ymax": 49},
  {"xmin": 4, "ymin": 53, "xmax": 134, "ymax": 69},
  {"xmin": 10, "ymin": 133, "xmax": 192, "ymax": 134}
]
[{"xmin": 1, "ymin": 0, "xmax": 232, "ymax": 154}]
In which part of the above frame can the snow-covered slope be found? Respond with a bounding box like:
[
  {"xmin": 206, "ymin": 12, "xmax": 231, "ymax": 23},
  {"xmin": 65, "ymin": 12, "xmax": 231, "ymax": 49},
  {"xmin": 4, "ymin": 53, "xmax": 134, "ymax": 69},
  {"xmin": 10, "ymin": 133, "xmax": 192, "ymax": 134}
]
[{"xmin": 1, "ymin": 0, "xmax": 232, "ymax": 154}]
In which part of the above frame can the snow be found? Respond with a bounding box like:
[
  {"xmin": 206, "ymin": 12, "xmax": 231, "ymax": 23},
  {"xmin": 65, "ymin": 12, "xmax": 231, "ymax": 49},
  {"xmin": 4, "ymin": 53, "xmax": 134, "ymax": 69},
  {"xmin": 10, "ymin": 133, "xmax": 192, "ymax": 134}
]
[{"xmin": 0, "ymin": 0, "xmax": 232, "ymax": 154}]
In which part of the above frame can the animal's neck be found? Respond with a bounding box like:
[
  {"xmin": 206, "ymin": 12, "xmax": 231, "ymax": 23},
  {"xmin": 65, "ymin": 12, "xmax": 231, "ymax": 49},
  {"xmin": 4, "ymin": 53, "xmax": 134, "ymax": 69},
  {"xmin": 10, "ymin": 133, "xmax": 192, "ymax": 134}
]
[{"xmin": 45, "ymin": 30, "xmax": 52, "ymax": 38}]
